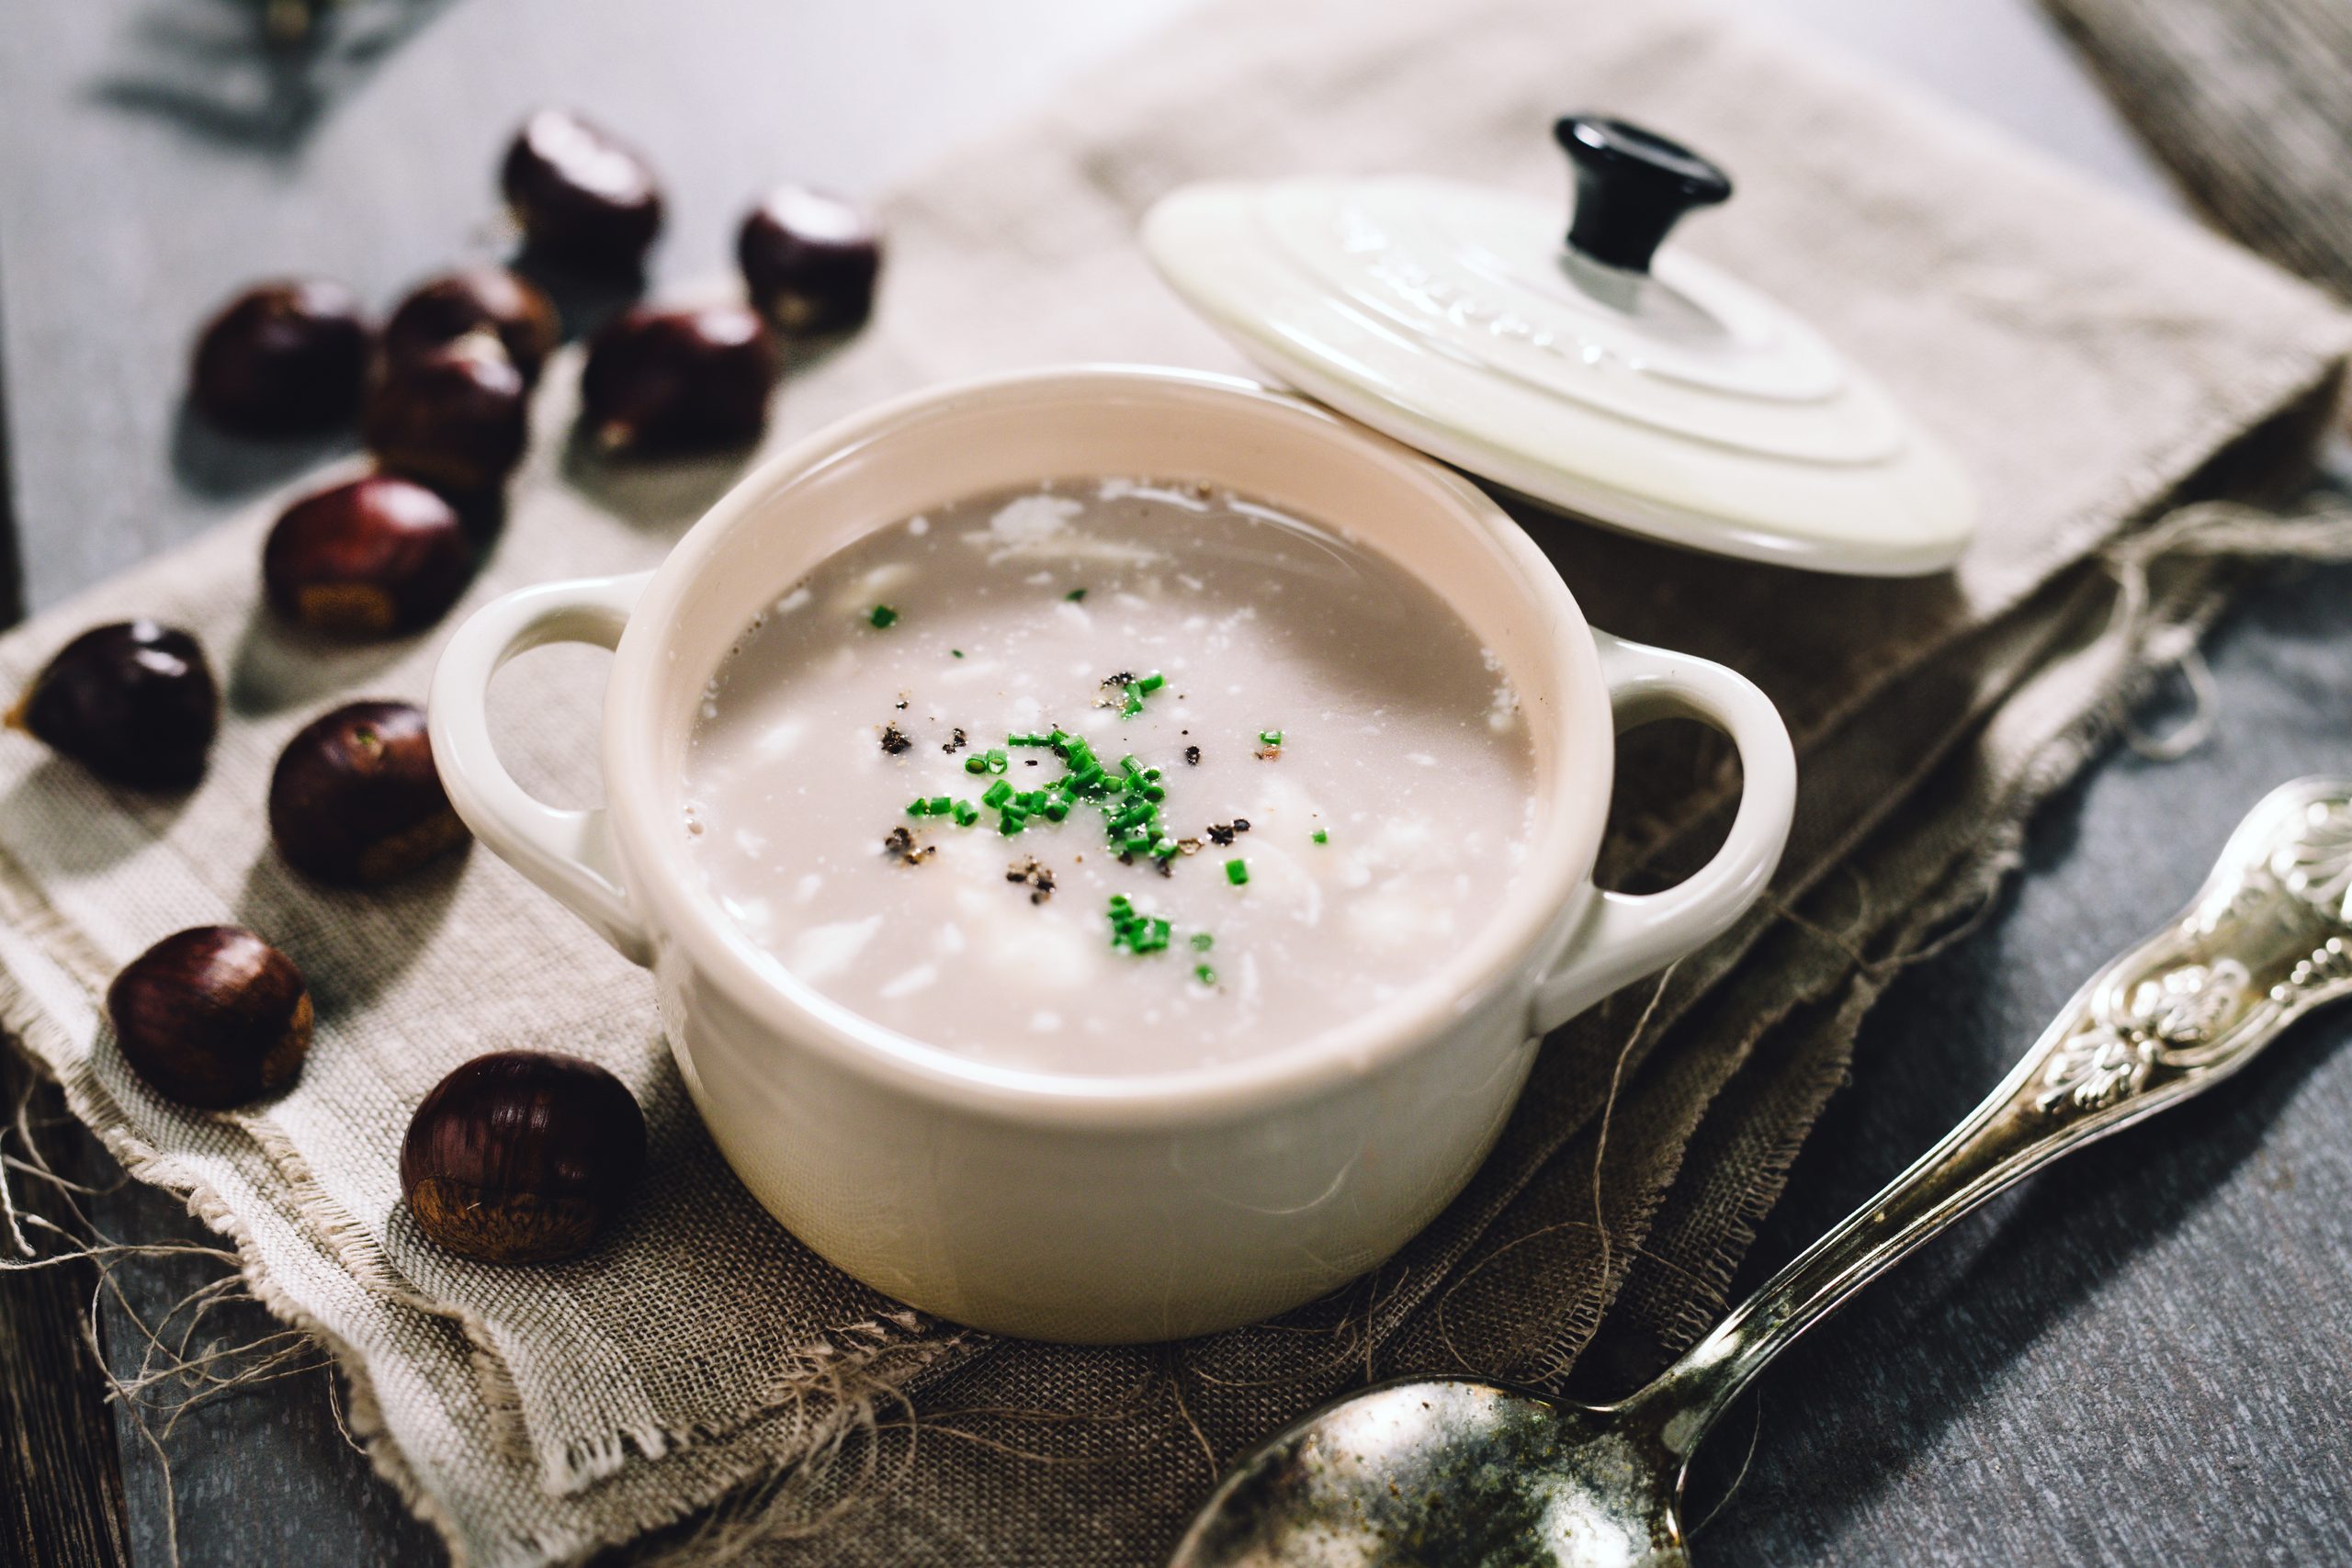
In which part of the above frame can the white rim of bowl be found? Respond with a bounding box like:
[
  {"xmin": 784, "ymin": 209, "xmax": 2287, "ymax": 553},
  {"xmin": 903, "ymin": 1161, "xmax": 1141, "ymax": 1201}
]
[{"xmin": 604, "ymin": 365, "xmax": 1611, "ymax": 1129}]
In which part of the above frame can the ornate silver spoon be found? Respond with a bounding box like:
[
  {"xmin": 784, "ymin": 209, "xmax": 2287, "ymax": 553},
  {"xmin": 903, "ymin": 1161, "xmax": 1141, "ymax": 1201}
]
[{"xmin": 1172, "ymin": 776, "xmax": 2352, "ymax": 1568}]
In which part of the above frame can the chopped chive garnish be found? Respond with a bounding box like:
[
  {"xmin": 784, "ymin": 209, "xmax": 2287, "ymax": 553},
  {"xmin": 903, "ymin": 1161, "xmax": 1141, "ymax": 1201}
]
[
  {"xmin": 909, "ymin": 716, "xmax": 1200, "ymax": 864},
  {"xmin": 1259, "ymin": 729, "xmax": 1283, "ymax": 746},
  {"xmin": 868, "ymin": 605, "xmax": 899, "ymax": 628},
  {"xmin": 1225, "ymin": 858, "xmax": 1250, "ymax": 886},
  {"xmin": 1194, "ymin": 964, "xmax": 1216, "ymax": 985},
  {"xmin": 951, "ymin": 649, "xmax": 964, "ymax": 659},
  {"xmin": 1106, "ymin": 896, "xmax": 1174, "ymax": 954},
  {"xmin": 1114, "ymin": 671, "xmax": 1166, "ymax": 718},
  {"xmin": 1312, "ymin": 828, "xmax": 1329, "ymax": 844},
  {"xmin": 1190, "ymin": 931, "xmax": 1214, "ymax": 951},
  {"xmin": 1066, "ymin": 588, "xmax": 1088, "ymax": 602}
]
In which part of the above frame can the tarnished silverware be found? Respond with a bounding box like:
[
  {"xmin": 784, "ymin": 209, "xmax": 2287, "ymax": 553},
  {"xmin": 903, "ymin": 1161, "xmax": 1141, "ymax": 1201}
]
[{"xmin": 1172, "ymin": 777, "xmax": 2352, "ymax": 1567}]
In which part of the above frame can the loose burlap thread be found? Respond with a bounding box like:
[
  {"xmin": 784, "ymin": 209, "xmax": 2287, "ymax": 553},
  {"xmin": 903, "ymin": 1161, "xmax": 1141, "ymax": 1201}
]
[{"xmin": 5, "ymin": 0, "xmax": 2352, "ymax": 1562}]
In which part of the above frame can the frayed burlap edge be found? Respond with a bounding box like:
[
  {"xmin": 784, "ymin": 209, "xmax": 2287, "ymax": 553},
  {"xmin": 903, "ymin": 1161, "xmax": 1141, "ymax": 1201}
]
[{"xmin": 0, "ymin": 865, "xmax": 979, "ymax": 1568}]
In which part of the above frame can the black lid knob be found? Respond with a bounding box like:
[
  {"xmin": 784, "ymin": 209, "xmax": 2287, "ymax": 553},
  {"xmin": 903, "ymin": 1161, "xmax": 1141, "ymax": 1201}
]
[{"xmin": 1553, "ymin": 114, "xmax": 1732, "ymax": 274}]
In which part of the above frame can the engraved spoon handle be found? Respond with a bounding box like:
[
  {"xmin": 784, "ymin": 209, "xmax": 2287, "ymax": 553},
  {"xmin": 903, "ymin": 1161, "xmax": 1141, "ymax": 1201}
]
[{"xmin": 1630, "ymin": 777, "xmax": 2352, "ymax": 1454}]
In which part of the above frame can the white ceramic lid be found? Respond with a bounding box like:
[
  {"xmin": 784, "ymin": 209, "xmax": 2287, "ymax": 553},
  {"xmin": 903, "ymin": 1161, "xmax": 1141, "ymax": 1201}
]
[{"xmin": 1141, "ymin": 117, "xmax": 1976, "ymax": 576}]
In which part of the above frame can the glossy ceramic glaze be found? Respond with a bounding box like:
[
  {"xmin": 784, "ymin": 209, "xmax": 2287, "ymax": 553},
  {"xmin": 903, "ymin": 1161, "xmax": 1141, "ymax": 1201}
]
[
  {"xmin": 1145, "ymin": 177, "xmax": 1977, "ymax": 575},
  {"xmin": 429, "ymin": 366, "xmax": 1796, "ymax": 1342}
]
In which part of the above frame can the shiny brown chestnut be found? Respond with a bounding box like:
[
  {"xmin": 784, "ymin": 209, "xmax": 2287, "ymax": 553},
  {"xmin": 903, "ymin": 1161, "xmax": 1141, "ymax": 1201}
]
[
  {"xmin": 500, "ymin": 108, "xmax": 664, "ymax": 274},
  {"xmin": 261, "ymin": 0, "xmax": 325, "ymax": 45},
  {"xmin": 269, "ymin": 700, "xmax": 469, "ymax": 886},
  {"xmin": 362, "ymin": 333, "xmax": 530, "ymax": 494},
  {"xmin": 107, "ymin": 927, "xmax": 312, "ymax": 1109},
  {"xmin": 190, "ymin": 279, "xmax": 373, "ymax": 436},
  {"xmin": 737, "ymin": 186, "xmax": 883, "ymax": 333},
  {"xmin": 579, "ymin": 304, "xmax": 775, "ymax": 455},
  {"xmin": 6, "ymin": 621, "xmax": 219, "ymax": 788},
  {"xmin": 401, "ymin": 1051, "xmax": 647, "ymax": 1264},
  {"xmin": 264, "ymin": 476, "xmax": 474, "ymax": 638},
  {"xmin": 383, "ymin": 267, "xmax": 561, "ymax": 387}
]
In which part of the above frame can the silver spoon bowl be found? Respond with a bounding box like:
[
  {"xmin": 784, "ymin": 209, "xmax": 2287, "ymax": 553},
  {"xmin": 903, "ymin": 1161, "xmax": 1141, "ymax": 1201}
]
[{"xmin": 1175, "ymin": 776, "xmax": 2352, "ymax": 1567}]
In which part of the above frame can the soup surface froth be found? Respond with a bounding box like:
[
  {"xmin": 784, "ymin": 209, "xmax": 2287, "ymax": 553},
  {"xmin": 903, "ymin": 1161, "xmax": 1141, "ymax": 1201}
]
[{"xmin": 684, "ymin": 477, "xmax": 1538, "ymax": 1077}]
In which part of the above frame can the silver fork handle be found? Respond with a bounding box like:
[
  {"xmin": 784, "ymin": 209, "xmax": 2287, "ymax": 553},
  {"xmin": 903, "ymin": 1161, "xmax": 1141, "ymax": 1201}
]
[{"xmin": 1633, "ymin": 776, "xmax": 2352, "ymax": 1455}]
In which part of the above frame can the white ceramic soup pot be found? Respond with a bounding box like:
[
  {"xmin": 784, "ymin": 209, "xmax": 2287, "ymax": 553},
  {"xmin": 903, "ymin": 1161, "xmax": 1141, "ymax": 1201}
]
[{"xmin": 430, "ymin": 366, "xmax": 1795, "ymax": 1344}]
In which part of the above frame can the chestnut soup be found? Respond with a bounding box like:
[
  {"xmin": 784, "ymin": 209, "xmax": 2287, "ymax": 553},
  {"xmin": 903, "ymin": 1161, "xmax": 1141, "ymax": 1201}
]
[{"xmin": 683, "ymin": 478, "xmax": 1536, "ymax": 1076}]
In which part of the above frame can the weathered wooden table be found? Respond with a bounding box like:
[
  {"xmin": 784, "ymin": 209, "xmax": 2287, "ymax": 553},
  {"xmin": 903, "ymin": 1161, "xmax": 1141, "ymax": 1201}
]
[{"xmin": 3, "ymin": 1, "xmax": 2346, "ymax": 1563}]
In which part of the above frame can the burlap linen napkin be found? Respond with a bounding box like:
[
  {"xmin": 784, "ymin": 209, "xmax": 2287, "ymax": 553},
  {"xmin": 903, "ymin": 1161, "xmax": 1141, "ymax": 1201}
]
[{"xmin": 3, "ymin": 0, "xmax": 2347, "ymax": 1562}]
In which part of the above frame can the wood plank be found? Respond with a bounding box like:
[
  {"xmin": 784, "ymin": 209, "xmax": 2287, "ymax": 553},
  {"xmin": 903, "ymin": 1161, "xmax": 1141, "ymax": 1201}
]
[
  {"xmin": 0, "ymin": 0, "xmax": 2347, "ymax": 1564},
  {"xmin": 1700, "ymin": 557, "xmax": 2352, "ymax": 1565},
  {"xmin": 0, "ymin": 4, "xmax": 1194, "ymax": 1562},
  {"xmin": 0, "ymin": 270, "xmax": 20, "ymax": 626},
  {"xmin": 0, "ymin": 0, "xmax": 1195, "ymax": 618},
  {"xmin": 75, "ymin": 1173, "xmax": 446, "ymax": 1568},
  {"xmin": 0, "ymin": 1058, "xmax": 132, "ymax": 1568}
]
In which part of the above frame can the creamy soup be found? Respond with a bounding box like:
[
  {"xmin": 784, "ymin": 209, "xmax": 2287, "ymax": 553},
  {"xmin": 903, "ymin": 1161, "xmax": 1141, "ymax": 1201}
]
[{"xmin": 683, "ymin": 478, "xmax": 1537, "ymax": 1077}]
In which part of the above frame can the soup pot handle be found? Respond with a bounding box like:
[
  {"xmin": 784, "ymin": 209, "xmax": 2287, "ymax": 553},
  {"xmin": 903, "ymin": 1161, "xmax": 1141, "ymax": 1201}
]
[
  {"xmin": 428, "ymin": 572, "xmax": 653, "ymax": 966},
  {"xmin": 1531, "ymin": 630, "xmax": 1796, "ymax": 1034}
]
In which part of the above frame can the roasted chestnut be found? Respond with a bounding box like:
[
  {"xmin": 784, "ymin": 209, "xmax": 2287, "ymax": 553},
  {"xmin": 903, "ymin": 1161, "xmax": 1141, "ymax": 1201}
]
[
  {"xmin": 107, "ymin": 927, "xmax": 312, "ymax": 1109},
  {"xmin": 579, "ymin": 304, "xmax": 775, "ymax": 455},
  {"xmin": 261, "ymin": 0, "xmax": 325, "ymax": 45},
  {"xmin": 269, "ymin": 700, "xmax": 469, "ymax": 886},
  {"xmin": 500, "ymin": 108, "xmax": 664, "ymax": 274},
  {"xmin": 737, "ymin": 186, "xmax": 883, "ymax": 333},
  {"xmin": 361, "ymin": 333, "xmax": 530, "ymax": 493},
  {"xmin": 6, "ymin": 621, "xmax": 219, "ymax": 788},
  {"xmin": 383, "ymin": 267, "xmax": 561, "ymax": 388},
  {"xmin": 263, "ymin": 476, "xmax": 473, "ymax": 638},
  {"xmin": 401, "ymin": 1051, "xmax": 647, "ymax": 1264},
  {"xmin": 189, "ymin": 279, "xmax": 373, "ymax": 436}
]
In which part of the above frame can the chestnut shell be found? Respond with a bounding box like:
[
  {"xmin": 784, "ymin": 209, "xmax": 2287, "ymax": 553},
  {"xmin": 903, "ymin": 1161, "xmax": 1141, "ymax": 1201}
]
[
  {"xmin": 362, "ymin": 334, "xmax": 530, "ymax": 494},
  {"xmin": 383, "ymin": 267, "xmax": 561, "ymax": 387},
  {"xmin": 263, "ymin": 476, "xmax": 474, "ymax": 638},
  {"xmin": 190, "ymin": 279, "xmax": 373, "ymax": 436},
  {"xmin": 6, "ymin": 621, "xmax": 219, "ymax": 788},
  {"xmin": 500, "ymin": 108, "xmax": 664, "ymax": 274},
  {"xmin": 107, "ymin": 927, "xmax": 312, "ymax": 1109},
  {"xmin": 268, "ymin": 700, "xmax": 469, "ymax": 886},
  {"xmin": 579, "ymin": 304, "xmax": 775, "ymax": 455},
  {"xmin": 737, "ymin": 186, "xmax": 883, "ymax": 333},
  {"xmin": 401, "ymin": 1051, "xmax": 647, "ymax": 1264}
]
